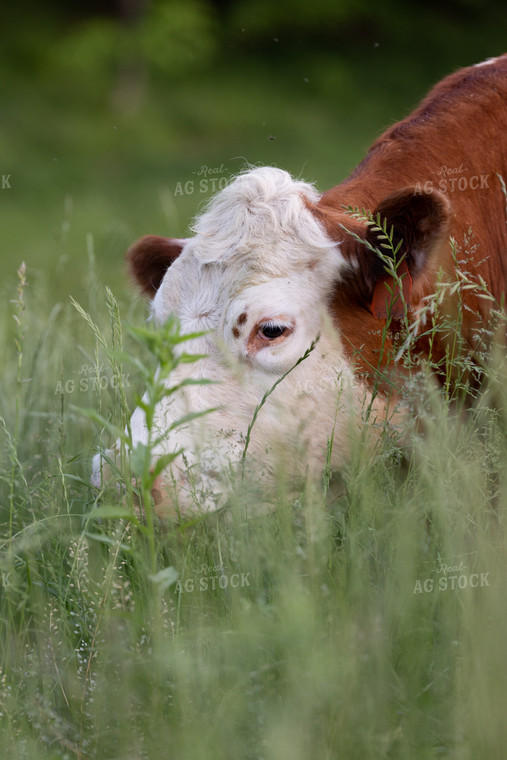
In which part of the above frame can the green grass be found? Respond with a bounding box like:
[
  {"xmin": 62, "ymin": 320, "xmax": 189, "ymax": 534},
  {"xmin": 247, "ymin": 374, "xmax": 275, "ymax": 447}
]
[{"xmin": 1, "ymin": 246, "xmax": 507, "ymax": 759}]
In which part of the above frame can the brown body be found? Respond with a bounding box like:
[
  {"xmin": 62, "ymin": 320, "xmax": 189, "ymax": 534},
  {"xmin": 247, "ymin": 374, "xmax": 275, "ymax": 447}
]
[{"xmin": 311, "ymin": 54, "xmax": 507, "ymax": 388}]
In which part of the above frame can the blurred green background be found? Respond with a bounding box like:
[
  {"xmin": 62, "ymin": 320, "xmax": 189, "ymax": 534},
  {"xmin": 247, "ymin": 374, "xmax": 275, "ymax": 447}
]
[{"xmin": 1, "ymin": 0, "xmax": 506, "ymax": 302}]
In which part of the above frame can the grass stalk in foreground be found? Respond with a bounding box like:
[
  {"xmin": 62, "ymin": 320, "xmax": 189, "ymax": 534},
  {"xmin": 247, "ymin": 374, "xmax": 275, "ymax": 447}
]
[{"xmin": 1, "ymin": 266, "xmax": 507, "ymax": 758}]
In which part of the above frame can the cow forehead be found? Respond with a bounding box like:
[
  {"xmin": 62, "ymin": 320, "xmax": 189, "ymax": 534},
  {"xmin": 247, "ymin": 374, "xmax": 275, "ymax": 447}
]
[
  {"xmin": 188, "ymin": 166, "xmax": 338, "ymax": 270},
  {"xmin": 152, "ymin": 250, "xmax": 336, "ymax": 333},
  {"xmin": 226, "ymin": 278, "xmax": 323, "ymax": 323},
  {"xmin": 151, "ymin": 167, "xmax": 348, "ymax": 328}
]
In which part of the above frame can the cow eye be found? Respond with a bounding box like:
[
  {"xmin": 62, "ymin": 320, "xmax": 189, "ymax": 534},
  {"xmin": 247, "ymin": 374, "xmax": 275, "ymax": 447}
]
[{"xmin": 259, "ymin": 323, "xmax": 287, "ymax": 340}]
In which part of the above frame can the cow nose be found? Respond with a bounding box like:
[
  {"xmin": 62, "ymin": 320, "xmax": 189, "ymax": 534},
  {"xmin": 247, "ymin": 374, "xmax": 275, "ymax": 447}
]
[
  {"xmin": 149, "ymin": 474, "xmax": 182, "ymax": 518},
  {"xmin": 129, "ymin": 474, "xmax": 176, "ymax": 519},
  {"xmin": 150, "ymin": 475, "xmax": 165, "ymax": 508}
]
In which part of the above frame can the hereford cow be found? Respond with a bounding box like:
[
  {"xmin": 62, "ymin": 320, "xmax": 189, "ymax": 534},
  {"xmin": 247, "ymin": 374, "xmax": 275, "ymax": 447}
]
[{"xmin": 92, "ymin": 55, "xmax": 507, "ymax": 514}]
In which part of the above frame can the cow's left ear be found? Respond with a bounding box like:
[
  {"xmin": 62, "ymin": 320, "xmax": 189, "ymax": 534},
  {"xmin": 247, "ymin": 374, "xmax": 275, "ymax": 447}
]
[
  {"xmin": 364, "ymin": 187, "xmax": 451, "ymax": 318},
  {"xmin": 126, "ymin": 236, "xmax": 188, "ymax": 296}
]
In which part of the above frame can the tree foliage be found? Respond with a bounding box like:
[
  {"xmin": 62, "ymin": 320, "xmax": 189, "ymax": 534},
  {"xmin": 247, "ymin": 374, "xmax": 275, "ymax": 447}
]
[{"xmin": 1, "ymin": 0, "xmax": 506, "ymax": 83}]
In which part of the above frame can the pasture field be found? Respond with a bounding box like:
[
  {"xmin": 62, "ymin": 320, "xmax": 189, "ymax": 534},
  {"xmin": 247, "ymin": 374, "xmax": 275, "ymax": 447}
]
[
  {"xmin": 2, "ymin": 53, "xmax": 507, "ymax": 759},
  {"xmin": 2, "ymin": 242, "xmax": 507, "ymax": 760}
]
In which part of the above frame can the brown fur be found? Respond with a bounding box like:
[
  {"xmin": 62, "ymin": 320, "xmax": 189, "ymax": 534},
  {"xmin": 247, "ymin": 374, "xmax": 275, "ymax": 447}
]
[
  {"xmin": 126, "ymin": 236, "xmax": 186, "ymax": 296},
  {"xmin": 313, "ymin": 54, "xmax": 507, "ymax": 386}
]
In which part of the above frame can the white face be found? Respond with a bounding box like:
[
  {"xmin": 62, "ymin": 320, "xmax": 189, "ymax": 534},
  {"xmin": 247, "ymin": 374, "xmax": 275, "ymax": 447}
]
[
  {"xmin": 120, "ymin": 168, "xmax": 378, "ymax": 513},
  {"xmin": 152, "ymin": 258, "xmax": 333, "ymax": 377},
  {"xmin": 222, "ymin": 278, "xmax": 323, "ymax": 374}
]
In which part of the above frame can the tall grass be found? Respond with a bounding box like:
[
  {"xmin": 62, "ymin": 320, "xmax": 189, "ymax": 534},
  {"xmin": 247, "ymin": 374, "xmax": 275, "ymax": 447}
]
[{"xmin": 1, "ymin": 248, "xmax": 507, "ymax": 760}]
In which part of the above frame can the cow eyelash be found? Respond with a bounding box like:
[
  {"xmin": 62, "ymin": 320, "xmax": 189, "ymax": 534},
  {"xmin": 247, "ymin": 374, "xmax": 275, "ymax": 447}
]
[{"xmin": 258, "ymin": 321, "xmax": 290, "ymax": 340}]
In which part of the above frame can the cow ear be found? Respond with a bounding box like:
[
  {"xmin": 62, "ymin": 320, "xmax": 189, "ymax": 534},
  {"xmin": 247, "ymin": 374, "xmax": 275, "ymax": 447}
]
[
  {"xmin": 126, "ymin": 236, "xmax": 188, "ymax": 296},
  {"xmin": 365, "ymin": 188, "xmax": 451, "ymax": 319}
]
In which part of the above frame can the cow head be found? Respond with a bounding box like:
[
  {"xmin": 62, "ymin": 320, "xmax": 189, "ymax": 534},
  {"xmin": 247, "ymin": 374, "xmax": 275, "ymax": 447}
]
[{"xmin": 94, "ymin": 167, "xmax": 450, "ymax": 515}]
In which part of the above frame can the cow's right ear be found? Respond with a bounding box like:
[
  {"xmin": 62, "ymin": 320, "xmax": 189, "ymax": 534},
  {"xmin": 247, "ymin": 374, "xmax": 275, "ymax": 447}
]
[{"xmin": 126, "ymin": 236, "xmax": 188, "ymax": 296}]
